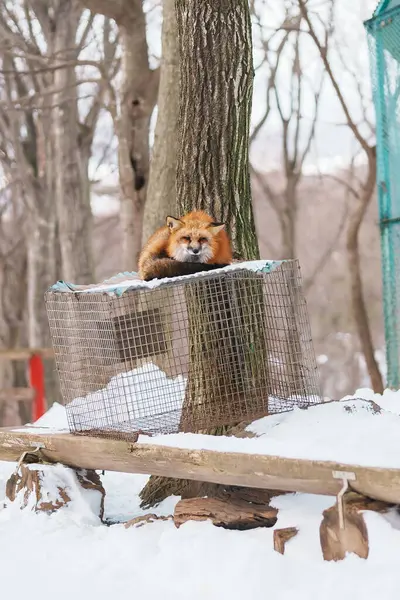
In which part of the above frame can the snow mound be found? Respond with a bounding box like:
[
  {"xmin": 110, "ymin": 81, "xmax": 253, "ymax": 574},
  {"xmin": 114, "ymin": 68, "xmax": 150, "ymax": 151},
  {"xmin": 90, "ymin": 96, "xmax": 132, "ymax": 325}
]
[
  {"xmin": 32, "ymin": 402, "xmax": 69, "ymax": 429},
  {"xmin": 68, "ymin": 362, "xmax": 187, "ymax": 433},
  {"xmin": 343, "ymin": 387, "xmax": 400, "ymax": 416}
]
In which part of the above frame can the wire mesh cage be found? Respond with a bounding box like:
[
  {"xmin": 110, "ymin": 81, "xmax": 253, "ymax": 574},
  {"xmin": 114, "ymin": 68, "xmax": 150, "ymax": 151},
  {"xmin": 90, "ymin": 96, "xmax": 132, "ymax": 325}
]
[
  {"xmin": 45, "ymin": 260, "xmax": 321, "ymax": 439},
  {"xmin": 366, "ymin": 1, "xmax": 400, "ymax": 388}
]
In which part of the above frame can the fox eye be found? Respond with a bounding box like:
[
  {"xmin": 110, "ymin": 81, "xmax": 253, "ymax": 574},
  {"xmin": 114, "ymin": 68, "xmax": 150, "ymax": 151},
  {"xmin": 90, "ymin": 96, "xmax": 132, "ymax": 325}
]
[
  {"xmin": 198, "ymin": 237, "xmax": 208, "ymax": 243},
  {"xmin": 181, "ymin": 236, "xmax": 191, "ymax": 242}
]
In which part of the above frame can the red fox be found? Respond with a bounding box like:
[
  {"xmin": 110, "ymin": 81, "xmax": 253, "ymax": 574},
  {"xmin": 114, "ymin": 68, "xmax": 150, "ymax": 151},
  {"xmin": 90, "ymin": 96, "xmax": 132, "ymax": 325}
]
[{"xmin": 138, "ymin": 210, "xmax": 233, "ymax": 281}]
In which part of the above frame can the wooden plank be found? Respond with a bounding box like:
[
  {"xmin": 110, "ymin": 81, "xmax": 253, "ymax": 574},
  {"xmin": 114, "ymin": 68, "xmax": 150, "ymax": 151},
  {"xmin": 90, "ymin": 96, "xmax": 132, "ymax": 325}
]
[
  {"xmin": 0, "ymin": 428, "xmax": 400, "ymax": 504},
  {"xmin": 0, "ymin": 388, "xmax": 35, "ymax": 403},
  {"xmin": 0, "ymin": 348, "xmax": 54, "ymax": 361}
]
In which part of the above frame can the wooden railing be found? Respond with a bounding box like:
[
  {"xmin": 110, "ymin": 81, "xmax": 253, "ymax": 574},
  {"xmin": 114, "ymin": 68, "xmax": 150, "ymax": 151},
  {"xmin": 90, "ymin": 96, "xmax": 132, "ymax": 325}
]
[{"xmin": 0, "ymin": 348, "xmax": 54, "ymax": 421}]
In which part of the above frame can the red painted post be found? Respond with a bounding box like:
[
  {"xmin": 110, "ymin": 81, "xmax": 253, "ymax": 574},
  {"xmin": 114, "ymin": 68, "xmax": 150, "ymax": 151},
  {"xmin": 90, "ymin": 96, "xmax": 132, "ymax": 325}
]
[{"xmin": 29, "ymin": 353, "xmax": 47, "ymax": 421}]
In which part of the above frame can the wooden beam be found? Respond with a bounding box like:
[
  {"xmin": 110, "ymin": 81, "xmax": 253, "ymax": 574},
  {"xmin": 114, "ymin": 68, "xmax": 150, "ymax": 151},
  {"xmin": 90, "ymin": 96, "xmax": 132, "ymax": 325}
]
[
  {"xmin": 0, "ymin": 388, "xmax": 35, "ymax": 403},
  {"xmin": 0, "ymin": 348, "xmax": 54, "ymax": 361},
  {"xmin": 1, "ymin": 428, "xmax": 400, "ymax": 504}
]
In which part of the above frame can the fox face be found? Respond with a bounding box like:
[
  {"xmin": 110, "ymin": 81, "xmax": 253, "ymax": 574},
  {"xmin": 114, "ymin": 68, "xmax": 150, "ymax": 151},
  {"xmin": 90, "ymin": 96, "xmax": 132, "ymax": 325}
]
[{"xmin": 166, "ymin": 214, "xmax": 225, "ymax": 263}]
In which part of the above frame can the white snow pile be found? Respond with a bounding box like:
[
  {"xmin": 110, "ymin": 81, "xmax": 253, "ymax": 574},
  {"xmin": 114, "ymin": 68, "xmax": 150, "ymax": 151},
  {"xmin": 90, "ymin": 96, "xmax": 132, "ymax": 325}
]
[
  {"xmin": 31, "ymin": 401, "xmax": 69, "ymax": 429},
  {"xmin": 2, "ymin": 387, "xmax": 400, "ymax": 598},
  {"xmin": 1, "ymin": 390, "xmax": 400, "ymax": 598},
  {"xmin": 68, "ymin": 362, "xmax": 186, "ymax": 433}
]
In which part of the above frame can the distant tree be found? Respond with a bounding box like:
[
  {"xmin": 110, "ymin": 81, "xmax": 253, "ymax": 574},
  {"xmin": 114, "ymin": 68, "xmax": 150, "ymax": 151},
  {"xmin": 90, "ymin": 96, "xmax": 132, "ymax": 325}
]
[
  {"xmin": 298, "ymin": 0, "xmax": 383, "ymax": 394},
  {"xmin": 80, "ymin": 0, "xmax": 160, "ymax": 269},
  {"xmin": 143, "ymin": 0, "xmax": 179, "ymax": 245},
  {"xmin": 0, "ymin": 0, "xmax": 117, "ymax": 407}
]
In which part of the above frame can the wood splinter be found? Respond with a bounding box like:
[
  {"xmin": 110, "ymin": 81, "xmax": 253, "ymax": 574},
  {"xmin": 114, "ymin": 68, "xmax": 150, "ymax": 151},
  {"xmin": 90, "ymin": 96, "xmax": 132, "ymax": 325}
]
[
  {"xmin": 125, "ymin": 513, "xmax": 172, "ymax": 529},
  {"xmin": 273, "ymin": 527, "xmax": 299, "ymax": 555},
  {"xmin": 320, "ymin": 491, "xmax": 393, "ymax": 562}
]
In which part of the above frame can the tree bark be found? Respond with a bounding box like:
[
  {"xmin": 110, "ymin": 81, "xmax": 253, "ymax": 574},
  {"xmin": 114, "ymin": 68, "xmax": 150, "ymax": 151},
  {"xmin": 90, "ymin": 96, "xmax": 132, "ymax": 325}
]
[
  {"xmin": 143, "ymin": 0, "xmax": 179, "ymax": 244},
  {"xmin": 139, "ymin": 0, "xmax": 262, "ymax": 509},
  {"xmin": 175, "ymin": 0, "xmax": 259, "ymax": 260},
  {"xmin": 23, "ymin": 99, "xmax": 56, "ymax": 352},
  {"xmin": 53, "ymin": 0, "xmax": 94, "ymax": 283},
  {"xmin": 117, "ymin": 19, "xmax": 158, "ymax": 270},
  {"xmin": 346, "ymin": 151, "xmax": 384, "ymax": 394}
]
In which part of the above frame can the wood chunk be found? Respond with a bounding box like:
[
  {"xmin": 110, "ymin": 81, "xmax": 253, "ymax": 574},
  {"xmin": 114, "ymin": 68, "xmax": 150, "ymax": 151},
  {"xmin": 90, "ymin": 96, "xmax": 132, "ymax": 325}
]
[
  {"xmin": 273, "ymin": 527, "xmax": 298, "ymax": 555},
  {"xmin": 174, "ymin": 497, "xmax": 278, "ymax": 530},
  {"xmin": 75, "ymin": 469, "xmax": 105, "ymax": 521},
  {"xmin": 320, "ymin": 491, "xmax": 392, "ymax": 561},
  {"xmin": 0, "ymin": 388, "xmax": 35, "ymax": 404},
  {"xmin": 5, "ymin": 464, "xmax": 105, "ymax": 519},
  {"xmin": 5, "ymin": 464, "xmax": 71, "ymax": 512},
  {"xmin": 125, "ymin": 513, "xmax": 172, "ymax": 529}
]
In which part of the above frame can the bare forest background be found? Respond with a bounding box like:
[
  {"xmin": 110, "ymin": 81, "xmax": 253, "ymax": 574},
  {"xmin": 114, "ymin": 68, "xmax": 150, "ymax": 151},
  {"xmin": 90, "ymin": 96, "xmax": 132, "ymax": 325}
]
[{"xmin": 0, "ymin": 0, "xmax": 384, "ymax": 425}]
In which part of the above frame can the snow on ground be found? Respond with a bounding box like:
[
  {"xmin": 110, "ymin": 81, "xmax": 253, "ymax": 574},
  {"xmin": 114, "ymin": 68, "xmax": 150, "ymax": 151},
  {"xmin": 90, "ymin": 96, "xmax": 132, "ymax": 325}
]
[
  {"xmin": 3, "ymin": 388, "xmax": 400, "ymax": 599},
  {"xmin": 134, "ymin": 392, "xmax": 400, "ymax": 468},
  {"xmin": 19, "ymin": 387, "xmax": 400, "ymax": 470}
]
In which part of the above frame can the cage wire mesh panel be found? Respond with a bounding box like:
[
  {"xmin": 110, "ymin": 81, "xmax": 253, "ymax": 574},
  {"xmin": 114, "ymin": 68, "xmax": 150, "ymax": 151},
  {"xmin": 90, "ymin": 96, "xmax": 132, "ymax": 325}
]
[
  {"xmin": 45, "ymin": 261, "xmax": 321, "ymax": 439},
  {"xmin": 366, "ymin": 3, "xmax": 400, "ymax": 388}
]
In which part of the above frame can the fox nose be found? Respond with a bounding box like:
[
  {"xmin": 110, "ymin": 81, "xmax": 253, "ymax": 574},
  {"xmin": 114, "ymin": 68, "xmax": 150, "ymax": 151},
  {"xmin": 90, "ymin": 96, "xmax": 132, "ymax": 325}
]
[{"xmin": 191, "ymin": 247, "xmax": 200, "ymax": 255}]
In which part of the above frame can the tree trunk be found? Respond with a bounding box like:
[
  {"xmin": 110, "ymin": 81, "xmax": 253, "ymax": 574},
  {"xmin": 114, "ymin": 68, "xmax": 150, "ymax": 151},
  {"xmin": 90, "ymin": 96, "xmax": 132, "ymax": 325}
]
[
  {"xmin": 79, "ymin": 0, "xmax": 160, "ymax": 271},
  {"xmin": 139, "ymin": 0, "xmax": 262, "ymax": 509},
  {"xmin": 117, "ymin": 19, "xmax": 159, "ymax": 271},
  {"xmin": 143, "ymin": 0, "xmax": 179, "ymax": 244},
  {"xmin": 346, "ymin": 151, "xmax": 384, "ymax": 394},
  {"xmin": 53, "ymin": 0, "xmax": 94, "ymax": 283},
  {"xmin": 175, "ymin": 0, "xmax": 259, "ymax": 260},
  {"xmin": 281, "ymin": 175, "xmax": 298, "ymax": 260}
]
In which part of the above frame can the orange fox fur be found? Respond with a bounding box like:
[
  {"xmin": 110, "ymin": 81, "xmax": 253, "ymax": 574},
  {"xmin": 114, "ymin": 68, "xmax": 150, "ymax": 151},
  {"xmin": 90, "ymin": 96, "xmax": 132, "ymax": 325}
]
[{"xmin": 138, "ymin": 210, "xmax": 233, "ymax": 281}]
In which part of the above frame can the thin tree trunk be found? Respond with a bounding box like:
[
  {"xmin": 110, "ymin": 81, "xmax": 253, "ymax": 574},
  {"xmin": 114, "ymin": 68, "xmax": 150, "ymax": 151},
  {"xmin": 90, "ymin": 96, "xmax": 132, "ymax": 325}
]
[
  {"xmin": 176, "ymin": 0, "xmax": 259, "ymax": 260},
  {"xmin": 79, "ymin": 0, "xmax": 160, "ymax": 271},
  {"xmin": 346, "ymin": 151, "xmax": 384, "ymax": 394},
  {"xmin": 143, "ymin": 0, "xmax": 179, "ymax": 244},
  {"xmin": 117, "ymin": 20, "xmax": 159, "ymax": 270},
  {"xmin": 297, "ymin": 0, "xmax": 383, "ymax": 393},
  {"xmin": 53, "ymin": 0, "xmax": 94, "ymax": 283},
  {"xmin": 281, "ymin": 176, "xmax": 298, "ymax": 260}
]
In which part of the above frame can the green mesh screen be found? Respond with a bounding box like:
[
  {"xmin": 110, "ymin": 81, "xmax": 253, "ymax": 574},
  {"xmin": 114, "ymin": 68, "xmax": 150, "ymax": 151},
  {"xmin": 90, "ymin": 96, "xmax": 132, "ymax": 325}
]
[{"xmin": 366, "ymin": 6, "xmax": 400, "ymax": 388}]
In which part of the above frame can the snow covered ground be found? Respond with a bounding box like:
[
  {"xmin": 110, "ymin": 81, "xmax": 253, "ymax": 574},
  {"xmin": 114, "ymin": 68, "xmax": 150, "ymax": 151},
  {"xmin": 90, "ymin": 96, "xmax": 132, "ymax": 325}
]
[{"xmin": 2, "ymin": 387, "xmax": 400, "ymax": 599}]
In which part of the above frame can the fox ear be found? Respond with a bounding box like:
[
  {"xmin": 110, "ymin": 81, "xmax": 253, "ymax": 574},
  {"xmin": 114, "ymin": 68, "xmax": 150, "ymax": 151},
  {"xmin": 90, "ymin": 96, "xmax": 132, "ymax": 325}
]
[
  {"xmin": 208, "ymin": 222, "xmax": 225, "ymax": 235},
  {"xmin": 166, "ymin": 216, "xmax": 183, "ymax": 231}
]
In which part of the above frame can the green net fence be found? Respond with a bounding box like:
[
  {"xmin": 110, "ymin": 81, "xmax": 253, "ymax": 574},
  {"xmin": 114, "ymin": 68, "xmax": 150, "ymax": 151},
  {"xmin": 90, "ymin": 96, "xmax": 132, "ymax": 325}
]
[{"xmin": 366, "ymin": 3, "xmax": 400, "ymax": 388}]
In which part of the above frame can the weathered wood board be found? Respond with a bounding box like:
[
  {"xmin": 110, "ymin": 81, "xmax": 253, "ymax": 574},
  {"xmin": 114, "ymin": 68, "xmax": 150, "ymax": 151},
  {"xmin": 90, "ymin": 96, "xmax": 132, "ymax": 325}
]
[{"xmin": 1, "ymin": 427, "xmax": 400, "ymax": 504}]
